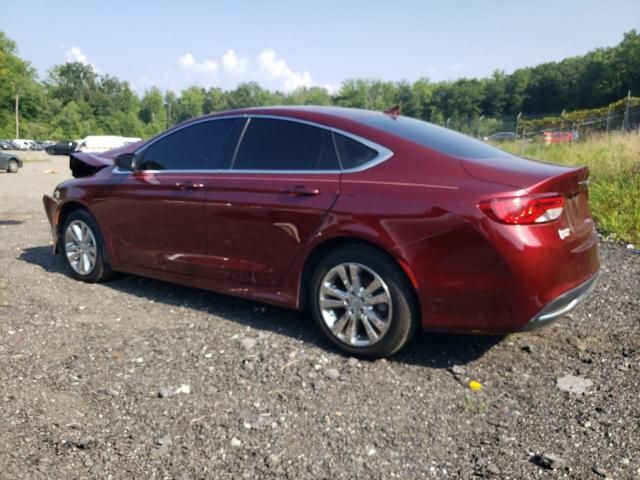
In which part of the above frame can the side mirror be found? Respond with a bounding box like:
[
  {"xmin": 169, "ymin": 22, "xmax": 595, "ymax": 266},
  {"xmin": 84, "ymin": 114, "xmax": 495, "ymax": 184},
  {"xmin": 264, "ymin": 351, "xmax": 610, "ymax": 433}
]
[{"xmin": 115, "ymin": 152, "xmax": 135, "ymax": 171}]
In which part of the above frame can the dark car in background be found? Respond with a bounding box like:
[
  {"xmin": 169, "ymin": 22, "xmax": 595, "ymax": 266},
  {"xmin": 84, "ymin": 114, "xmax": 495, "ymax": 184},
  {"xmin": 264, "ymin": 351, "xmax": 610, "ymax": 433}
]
[
  {"xmin": 0, "ymin": 151, "xmax": 22, "ymax": 173},
  {"xmin": 45, "ymin": 141, "xmax": 78, "ymax": 155},
  {"xmin": 0, "ymin": 140, "xmax": 15, "ymax": 150},
  {"xmin": 484, "ymin": 132, "xmax": 517, "ymax": 142},
  {"xmin": 43, "ymin": 106, "xmax": 599, "ymax": 358}
]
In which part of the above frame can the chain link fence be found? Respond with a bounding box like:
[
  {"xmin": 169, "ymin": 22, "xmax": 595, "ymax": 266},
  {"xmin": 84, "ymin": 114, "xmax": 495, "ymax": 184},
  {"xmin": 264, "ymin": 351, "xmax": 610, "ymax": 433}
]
[{"xmin": 440, "ymin": 95, "xmax": 640, "ymax": 142}]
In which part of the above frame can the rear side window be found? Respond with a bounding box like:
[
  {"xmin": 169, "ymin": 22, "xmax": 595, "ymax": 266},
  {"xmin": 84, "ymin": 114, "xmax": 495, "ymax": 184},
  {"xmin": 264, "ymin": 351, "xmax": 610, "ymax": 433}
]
[
  {"xmin": 362, "ymin": 115, "xmax": 512, "ymax": 159},
  {"xmin": 137, "ymin": 118, "xmax": 241, "ymax": 170},
  {"xmin": 233, "ymin": 118, "xmax": 339, "ymax": 171},
  {"xmin": 334, "ymin": 134, "xmax": 378, "ymax": 170}
]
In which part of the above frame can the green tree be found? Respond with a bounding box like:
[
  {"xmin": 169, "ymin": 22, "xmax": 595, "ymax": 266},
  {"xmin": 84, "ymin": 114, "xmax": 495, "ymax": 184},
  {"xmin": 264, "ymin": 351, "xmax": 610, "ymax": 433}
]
[
  {"xmin": 410, "ymin": 78, "xmax": 435, "ymax": 121},
  {"xmin": 227, "ymin": 82, "xmax": 270, "ymax": 109},
  {"xmin": 46, "ymin": 62, "xmax": 97, "ymax": 106},
  {"xmin": 287, "ymin": 86, "xmax": 332, "ymax": 105},
  {"xmin": 173, "ymin": 86, "xmax": 205, "ymax": 123},
  {"xmin": 0, "ymin": 32, "xmax": 44, "ymax": 137},
  {"xmin": 139, "ymin": 87, "xmax": 167, "ymax": 136},
  {"xmin": 50, "ymin": 100, "xmax": 84, "ymax": 139},
  {"xmin": 334, "ymin": 79, "xmax": 368, "ymax": 108},
  {"xmin": 203, "ymin": 87, "xmax": 229, "ymax": 113}
]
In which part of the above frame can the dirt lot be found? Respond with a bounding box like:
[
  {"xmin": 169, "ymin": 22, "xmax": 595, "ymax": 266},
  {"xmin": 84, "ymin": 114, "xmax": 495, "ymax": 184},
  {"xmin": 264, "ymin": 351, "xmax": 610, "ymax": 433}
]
[{"xmin": 0, "ymin": 152, "xmax": 639, "ymax": 479}]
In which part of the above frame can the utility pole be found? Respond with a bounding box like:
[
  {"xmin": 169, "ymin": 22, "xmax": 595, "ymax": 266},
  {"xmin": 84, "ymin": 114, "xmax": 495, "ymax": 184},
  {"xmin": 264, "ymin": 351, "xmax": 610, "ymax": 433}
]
[
  {"xmin": 521, "ymin": 128, "xmax": 526, "ymax": 156},
  {"xmin": 476, "ymin": 115, "xmax": 484, "ymax": 139},
  {"xmin": 515, "ymin": 112, "xmax": 522, "ymax": 136},
  {"xmin": 606, "ymin": 106, "xmax": 611, "ymax": 134},
  {"xmin": 15, "ymin": 94, "xmax": 19, "ymax": 138},
  {"xmin": 623, "ymin": 90, "xmax": 631, "ymax": 132}
]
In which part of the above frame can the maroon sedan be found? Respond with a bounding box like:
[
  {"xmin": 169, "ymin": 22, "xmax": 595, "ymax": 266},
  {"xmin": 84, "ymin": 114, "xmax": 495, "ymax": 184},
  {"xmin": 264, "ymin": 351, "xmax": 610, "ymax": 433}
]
[{"xmin": 43, "ymin": 107, "xmax": 599, "ymax": 357}]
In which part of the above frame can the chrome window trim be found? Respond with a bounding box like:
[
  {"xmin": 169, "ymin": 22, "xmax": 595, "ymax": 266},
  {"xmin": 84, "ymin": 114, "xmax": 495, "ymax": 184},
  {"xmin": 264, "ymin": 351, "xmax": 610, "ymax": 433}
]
[
  {"xmin": 113, "ymin": 168, "xmax": 344, "ymax": 175},
  {"xmin": 230, "ymin": 117, "xmax": 251, "ymax": 169},
  {"xmin": 114, "ymin": 114, "xmax": 394, "ymax": 175}
]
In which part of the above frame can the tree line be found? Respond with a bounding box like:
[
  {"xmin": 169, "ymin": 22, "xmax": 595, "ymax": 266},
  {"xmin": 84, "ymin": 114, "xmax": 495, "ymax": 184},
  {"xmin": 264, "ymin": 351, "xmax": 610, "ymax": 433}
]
[{"xmin": 0, "ymin": 30, "xmax": 638, "ymax": 140}]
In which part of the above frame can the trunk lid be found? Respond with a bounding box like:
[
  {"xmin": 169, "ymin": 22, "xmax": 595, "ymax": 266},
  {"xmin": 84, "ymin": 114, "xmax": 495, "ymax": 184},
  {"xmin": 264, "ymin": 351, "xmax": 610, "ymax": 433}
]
[
  {"xmin": 528, "ymin": 166, "xmax": 592, "ymax": 236},
  {"xmin": 460, "ymin": 154, "xmax": 575, "ymax": 189},
  {"xmin": 69, "ymin": 140, "xmax": 145, "ymax": 178},
  {"xmin": 463, "ymin": 154, "xmax": 593, "ymax": 231}
]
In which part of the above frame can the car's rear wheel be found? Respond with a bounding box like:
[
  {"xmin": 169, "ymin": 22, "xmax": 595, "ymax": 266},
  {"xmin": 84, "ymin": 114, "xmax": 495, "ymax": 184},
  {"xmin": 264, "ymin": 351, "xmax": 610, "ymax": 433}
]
[
  {"xmin": 7, "ymin": 159, "xmax": 19, "ymax": 173},
  {"xmin": 310, "ymin": 245, "xmax": 419, "ymax": 358},
  {"xmin": 62, "ymin": 210, "xmax": 114, "ymax": 282}
]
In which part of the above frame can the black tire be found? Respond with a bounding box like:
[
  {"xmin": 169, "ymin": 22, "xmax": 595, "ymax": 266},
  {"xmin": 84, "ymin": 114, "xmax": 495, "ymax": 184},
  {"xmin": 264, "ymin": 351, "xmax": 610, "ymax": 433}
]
[
  {"xmin": 310, "ymin": 245, "xmax": 419, "ymax": 358},
  {"xmin": 7, "ymin": 159, "xmax": 19, "ymax": 173},
  {"xmin": 61, "ymin": 209, "xmax": 115, "ymax": 283}
]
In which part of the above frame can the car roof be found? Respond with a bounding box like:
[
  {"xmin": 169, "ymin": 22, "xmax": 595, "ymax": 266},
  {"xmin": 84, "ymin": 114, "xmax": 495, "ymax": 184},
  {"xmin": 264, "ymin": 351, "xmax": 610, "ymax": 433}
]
[
  {"xmin": 163, "ymin": 106, "xmax": 406, "ymax": 149},
  {"xmin": 178, "ymin": 106, "xmax": 388, "ymax": 132}
]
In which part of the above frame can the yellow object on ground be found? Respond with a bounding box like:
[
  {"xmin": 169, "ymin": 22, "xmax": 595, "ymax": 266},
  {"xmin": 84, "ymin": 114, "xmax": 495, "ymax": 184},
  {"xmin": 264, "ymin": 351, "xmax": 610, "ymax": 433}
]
[{"xmin": 468, "ymin": 380, "xmax": 482, "ymax": 391}]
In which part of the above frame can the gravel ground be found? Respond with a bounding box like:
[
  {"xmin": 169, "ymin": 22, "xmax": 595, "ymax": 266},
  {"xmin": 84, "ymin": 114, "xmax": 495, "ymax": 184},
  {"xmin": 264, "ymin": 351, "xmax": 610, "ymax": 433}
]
[{"xmin": 1, "ymin": 153, "xmax": 639, "ymax": 479}]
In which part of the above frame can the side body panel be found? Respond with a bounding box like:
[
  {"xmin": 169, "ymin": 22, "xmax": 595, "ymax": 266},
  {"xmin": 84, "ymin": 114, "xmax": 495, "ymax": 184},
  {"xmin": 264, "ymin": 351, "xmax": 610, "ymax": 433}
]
[
  {"xmin": 90, "ymin": 171, "xmax": 208, "ymax": 277},
  {"xmin": 201, "ymin": 172, "xmax": 340, "ymax": 286},
  {"xmin": 300, "ymin": 142, "xmax": 521, "ymax": 332}
]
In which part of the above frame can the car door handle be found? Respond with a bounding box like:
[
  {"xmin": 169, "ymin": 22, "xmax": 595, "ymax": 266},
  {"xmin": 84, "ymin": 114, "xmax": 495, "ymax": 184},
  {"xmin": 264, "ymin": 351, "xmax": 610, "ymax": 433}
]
[
  {"xmin": 282, "ymin": 186, "xmax": 320, "ymax": 196},
  {"xmin": 175, "ymin": 182, "xmax": 205, "ymax": 191}
]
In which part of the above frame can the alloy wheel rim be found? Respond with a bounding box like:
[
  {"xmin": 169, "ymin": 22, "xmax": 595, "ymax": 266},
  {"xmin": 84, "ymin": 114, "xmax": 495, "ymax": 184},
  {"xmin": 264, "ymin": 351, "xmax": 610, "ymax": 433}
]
[
  {"xmin": 8, "ymin": 161, "xmax": 18, "ymax": 172},
  {"xmin": 64, "ymin": 220, "xmax": 98, "ymax": 275},
  {"xmin": 319, "ymin": 262, "xmax": 393, "ymax": 347}
]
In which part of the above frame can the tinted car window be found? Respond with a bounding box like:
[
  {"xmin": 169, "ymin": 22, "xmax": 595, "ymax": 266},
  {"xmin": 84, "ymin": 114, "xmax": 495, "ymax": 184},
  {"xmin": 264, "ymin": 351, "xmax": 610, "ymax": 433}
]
[
  {"xmin": 137, "ymin": 118, "xmax": 241, "ymax": 171},
  {"xmin": 361, "ymin": 114, "xmax": 512, "ymax": 159},
  {"xmin": 233, "ymin": 118, "xmax": 339, "ymax": 171},
  {"xmin": 334, "ymin": 134, "xmax": 378, "ymax": 170}
]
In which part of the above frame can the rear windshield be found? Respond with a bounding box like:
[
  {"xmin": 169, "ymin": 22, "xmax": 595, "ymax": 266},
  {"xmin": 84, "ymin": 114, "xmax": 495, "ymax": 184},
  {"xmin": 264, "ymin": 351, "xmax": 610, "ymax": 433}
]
[{"xmin": 361, "ymin": 114, "xmax": 512, "ymax": 160}]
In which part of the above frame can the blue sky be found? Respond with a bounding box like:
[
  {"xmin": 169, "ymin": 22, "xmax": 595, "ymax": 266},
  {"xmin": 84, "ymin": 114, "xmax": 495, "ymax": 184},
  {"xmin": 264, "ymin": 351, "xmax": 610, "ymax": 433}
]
[{"xmin": 2, "ymin": 0, "xmax": 638, "ymax": 94}]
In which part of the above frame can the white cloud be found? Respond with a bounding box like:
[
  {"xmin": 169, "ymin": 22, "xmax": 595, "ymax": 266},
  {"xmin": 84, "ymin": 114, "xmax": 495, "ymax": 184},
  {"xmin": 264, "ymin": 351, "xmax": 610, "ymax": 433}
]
[
  {"xmin": 179, "ymin": 53, "xmax": 195, "ymax": 68},
  {"xmin": 179, "ymin": 53, "xmax": 218, "ymax": 72},
  {"xmin": 222, "ymin": 49, "xmax": 248, "ymax": 74},
  {"xmin": 257, "ymin": 49, "xmax": 312, "ymax": 91},
  {"xmin": 65, "ymin": 46, "xmax": 96, "ymax": 70},
  {"xmin": 171, "ymin": 48, "xmax": 330, "ymax": 92}
]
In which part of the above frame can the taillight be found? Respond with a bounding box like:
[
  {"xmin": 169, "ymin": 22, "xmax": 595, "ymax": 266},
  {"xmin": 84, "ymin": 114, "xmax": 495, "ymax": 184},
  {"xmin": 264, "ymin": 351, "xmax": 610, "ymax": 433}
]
[{"xmin": 479, "ymin": 194, "xmax": 565, "ymax": 224}]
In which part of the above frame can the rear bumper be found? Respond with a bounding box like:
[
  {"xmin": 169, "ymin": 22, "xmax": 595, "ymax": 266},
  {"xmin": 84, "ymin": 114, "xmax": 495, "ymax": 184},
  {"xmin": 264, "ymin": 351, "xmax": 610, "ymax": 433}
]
[
  {"xmin": 522, "ymin": 271, "xmax": 599, "ymax": 330},
  {"xmin": 42, "ymin": 195, "xmax": 60, "ymax": 253}
]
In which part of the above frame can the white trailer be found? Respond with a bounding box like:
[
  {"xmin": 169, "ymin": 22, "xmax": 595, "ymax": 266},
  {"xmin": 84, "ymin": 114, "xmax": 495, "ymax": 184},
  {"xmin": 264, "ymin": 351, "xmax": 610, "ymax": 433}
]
[{"xmin": 78, "ymin": 135, "xmax": 143, "ymax": 153}]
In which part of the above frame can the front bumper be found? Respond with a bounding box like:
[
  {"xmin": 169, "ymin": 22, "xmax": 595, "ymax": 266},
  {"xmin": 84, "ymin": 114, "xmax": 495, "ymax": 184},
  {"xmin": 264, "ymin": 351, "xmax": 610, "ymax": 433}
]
[
  {"xmin": 42, "ymin": 195, "xmax": 60, "ymax": 253},
  {"xmin": 523, "ymin": 271, "xmax": 599, "ymax": 330}
]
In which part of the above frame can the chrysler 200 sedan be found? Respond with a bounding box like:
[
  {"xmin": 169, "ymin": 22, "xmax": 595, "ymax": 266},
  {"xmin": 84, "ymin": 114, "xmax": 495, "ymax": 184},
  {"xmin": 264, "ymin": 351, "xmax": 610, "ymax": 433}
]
[{"xmin": 43, "ymin": 107, "xmax": 599, "ymax": 357}]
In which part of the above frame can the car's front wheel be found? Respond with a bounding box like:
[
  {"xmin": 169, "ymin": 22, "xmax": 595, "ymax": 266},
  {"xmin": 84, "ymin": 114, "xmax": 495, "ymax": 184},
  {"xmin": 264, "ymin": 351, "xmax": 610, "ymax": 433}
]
[
  {"xmin": 62, "ymin": 210, "xmax": 114, "ymax": 282},
  {"xmin": 6, "ymin": 159, "xmax": 19, "ymax": 173},
  {"xmin": 310, "ymin": 245, "xmax": 419, "ymax": 358}
]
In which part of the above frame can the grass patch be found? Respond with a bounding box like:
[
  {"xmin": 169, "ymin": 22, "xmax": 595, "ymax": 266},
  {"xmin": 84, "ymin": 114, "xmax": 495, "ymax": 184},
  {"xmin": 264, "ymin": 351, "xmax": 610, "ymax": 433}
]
[
  {"xmin": 461, "ymin": 394, "xmax": 490, "ymax": 415},
  {"xmin": 498, "ymin": 133, "xmax": 640, "ymax": 243}
]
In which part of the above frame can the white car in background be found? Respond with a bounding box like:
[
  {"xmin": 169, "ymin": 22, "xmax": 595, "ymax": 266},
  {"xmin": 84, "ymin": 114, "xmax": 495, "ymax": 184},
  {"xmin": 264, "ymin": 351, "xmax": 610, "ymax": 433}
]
[
  {"xmin": 11, "ymin": 139, "xmax": 33, "ymax": 150},
  {"xmin": 77, "ymin": 135, "xmax": 143, "ymax": 153}
]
